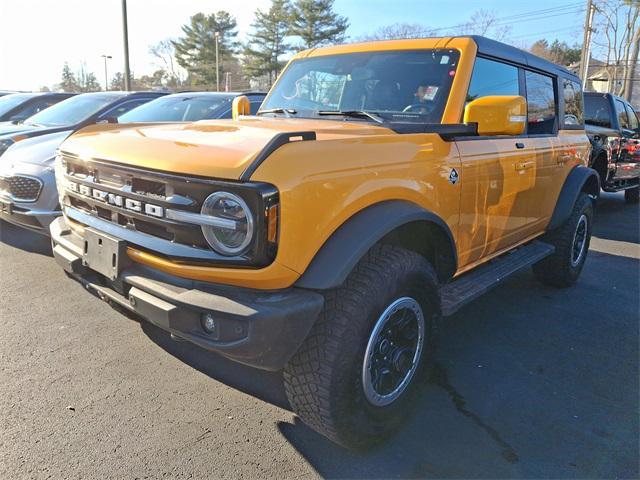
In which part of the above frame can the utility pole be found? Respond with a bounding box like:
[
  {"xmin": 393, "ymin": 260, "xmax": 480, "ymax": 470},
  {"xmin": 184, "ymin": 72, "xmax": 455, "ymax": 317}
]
[
  {"xmin": 624, "ymin": 32, "xmax": 639, "ymax": 102},
  {"xmin": 101, "ymin": 55, "xmax": 112, "ymax": 91},
  {"xmin": 579, "ymin": 0, "xmax": 596, "ymax": 90},
  {"xmin": 215, "ymin": 31, "xmax": 220, "ymax": 92},
  {"xmin": 121, "ymin": 0, "xmax": 131, "ymax": 91}
]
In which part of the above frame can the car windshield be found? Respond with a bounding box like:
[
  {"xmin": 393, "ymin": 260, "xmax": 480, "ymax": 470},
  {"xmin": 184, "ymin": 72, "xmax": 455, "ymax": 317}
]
[
  {"xmin": 118, "ymin": 94, "xmax": 232, "ymax": 122},
  {"xmin": 0, "ymin": 93, "xmax": 37, "ymax": 117},
  {"xmin": 24, "ymin": 94, "xmax": 121, "ymax": 127},
  {"xmin": 260, "ymin": 49, "xmax": 461, "ymax": 123}
]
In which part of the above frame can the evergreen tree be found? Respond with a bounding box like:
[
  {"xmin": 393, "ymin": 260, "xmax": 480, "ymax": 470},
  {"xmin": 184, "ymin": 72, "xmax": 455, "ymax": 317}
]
[
  {"xmin": 290, "ymin": 0, "xmax": 348, "ymax": 50},
  {"xmin": 530, "ymin": 39, "xmax": 581, "ymax": 66},
  {"xmin": 172, "ymin": 11, "xmax": 239, "ymax": 86},
  {"xmin": 59, "ymin": 63, "xmax": 79, "ymax": 92},
  {"xmin": 243, "ymin": 0, "xmax": 292, "ymax": 85}
]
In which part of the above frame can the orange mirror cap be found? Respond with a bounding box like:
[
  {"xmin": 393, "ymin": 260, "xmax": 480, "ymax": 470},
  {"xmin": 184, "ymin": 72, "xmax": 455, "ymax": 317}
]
[
  {"xmin": 232, "ymin": 95, "xmax": 251, "ymax": 120},
  {"xmin": 464, "ymin": 95, "xmax": 527, "ymax": 136}
]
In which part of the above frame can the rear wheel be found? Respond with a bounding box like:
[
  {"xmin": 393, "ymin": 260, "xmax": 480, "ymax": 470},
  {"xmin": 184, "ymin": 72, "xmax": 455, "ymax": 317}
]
[
  {"xmin": 533, "ymin": 193, "xmax": 593, "ymax": 287},
  {"xmin": 283, "ymin": 244, "xmax": 440, "ymax": 449},
  {"xmin": 625, "ymin": 187, "xmax": 639, "ymax": 204}
]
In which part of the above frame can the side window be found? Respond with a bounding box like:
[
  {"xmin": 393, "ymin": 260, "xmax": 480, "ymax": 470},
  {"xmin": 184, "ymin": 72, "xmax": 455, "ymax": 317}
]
[
  {"xmin": 562, "ymin": 79, "xmax": 584, "ymax": 127},
  {"xmin": 102, "ymin": 99, "xmax": 148, "ymax": 119},
  {"xmin": 466, "ymin": 57, "xmax": 519, "ymax": 103},
  {"xmin": 584, "ymin": 95, "xmax": 612, "ymax": 128},
  {"xmin": 615, "ymin": 99, "xmax": 630, "ymax": 129},
  {"xmin": 625, "ymin": 104, "xmax": 639, "ymax": 130},
  {"xmin": 12, "ymin": 100, "xmax": 54, "ymax": 120},
  {"xmin": 525, "ymin": 71, "xmax": 557, "ymax": 135}
]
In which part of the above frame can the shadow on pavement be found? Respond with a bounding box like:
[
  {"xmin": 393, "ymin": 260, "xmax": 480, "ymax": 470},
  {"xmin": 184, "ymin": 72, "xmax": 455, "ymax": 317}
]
[
  {"xmin": 593, "ymin": 192, "xmax": 639, "ymax": 244},
  {"xmin": 0, "ymin": 220, "xmax": 52, "ymax": 257},
  {"xmin": 140, "ymin": 320, "xmax": 290, "ymax": 411}
]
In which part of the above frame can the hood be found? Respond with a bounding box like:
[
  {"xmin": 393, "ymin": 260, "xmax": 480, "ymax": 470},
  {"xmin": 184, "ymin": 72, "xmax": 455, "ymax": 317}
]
[
  {"xmin": 60, "ymin": 117, "xmax": 394, "ymax": 179},
  {"xmin": 0, "ymin": 122, "xmax": 74, "ymax": 141},
  {"xmin": 1, "ymin": 130, "xmax": 72, "ymax": 167}
]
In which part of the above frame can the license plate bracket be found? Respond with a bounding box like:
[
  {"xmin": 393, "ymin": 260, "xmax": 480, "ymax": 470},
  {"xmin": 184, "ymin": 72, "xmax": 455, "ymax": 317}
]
[
  {"xmin": 82, "ymin": 228, "xmax": 129, "ymax": 280},
  {"xmin": 0, "ymin": 199, "xmax": 12, "ymax": 215}
]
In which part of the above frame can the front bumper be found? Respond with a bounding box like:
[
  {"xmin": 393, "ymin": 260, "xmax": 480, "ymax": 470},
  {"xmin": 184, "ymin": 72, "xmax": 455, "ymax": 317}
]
[
  {"xmin": 0, "ymin": 199, "xmax": 61, "ymax": 233},
  {"xmin": 50, "ymin": 216, "xmax": 324, "ymax": 371}
]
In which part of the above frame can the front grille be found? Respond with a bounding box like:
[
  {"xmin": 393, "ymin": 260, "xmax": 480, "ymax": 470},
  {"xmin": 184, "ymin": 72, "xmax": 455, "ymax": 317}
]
[
  {"xmin": 58, "ymin": 151, "xmax": 279, "ymax": 266},
  {"xmin": 0, "ymin": 175, "xmax": 43, "ymax": 202}
]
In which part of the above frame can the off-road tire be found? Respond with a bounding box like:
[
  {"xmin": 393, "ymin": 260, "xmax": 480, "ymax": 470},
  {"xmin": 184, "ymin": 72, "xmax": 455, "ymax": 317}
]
[
  {"xmin": 283, "ymin": 244, "xmax": 440, "ymax": 449},
  {"xmin": 624, "ymin": 187, "xmax": 639, "ymax": 204},
  {"xmin": 533, "ymin": 193, "xmax": 593, "ymax": 288}
]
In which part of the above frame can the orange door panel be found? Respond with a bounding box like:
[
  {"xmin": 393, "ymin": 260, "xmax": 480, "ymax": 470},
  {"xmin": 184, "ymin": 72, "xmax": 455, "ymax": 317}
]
[{"xmin": 455, "ymin": 137, "xmax": 538, "ymax": 268}]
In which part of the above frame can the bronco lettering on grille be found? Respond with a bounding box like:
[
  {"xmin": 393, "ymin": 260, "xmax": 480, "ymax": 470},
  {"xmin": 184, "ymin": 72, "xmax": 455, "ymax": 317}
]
[{"xmin": 67, "ymin": 181, "xmax": 164, "ymax": 218}]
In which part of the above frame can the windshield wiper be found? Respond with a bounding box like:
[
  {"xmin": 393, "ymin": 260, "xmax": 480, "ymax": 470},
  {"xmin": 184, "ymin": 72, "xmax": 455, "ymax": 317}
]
[
  {"xmin": 256, "ymin": 108, "xmax": 298, "ymax": 118},
  {"xmin": 317, "ymin": 110, "xmax": 385, "ymax": 124}
]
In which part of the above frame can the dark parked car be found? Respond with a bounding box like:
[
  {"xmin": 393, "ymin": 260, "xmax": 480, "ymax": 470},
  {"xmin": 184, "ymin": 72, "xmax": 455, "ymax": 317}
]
[
  {"xmin": 117, "ymin": 91, "xmax": 266, "ymax": 123},
  {"xmin": 0, "ymin": 92, "xmax": 75, "ymax": 123},
  {"xmin": 584, "ymin": 92, "xmax": 640, "ymax": 203},
  {"xmin": 0, "ymin": 91, "xmax": 167, "ymax": 156}
]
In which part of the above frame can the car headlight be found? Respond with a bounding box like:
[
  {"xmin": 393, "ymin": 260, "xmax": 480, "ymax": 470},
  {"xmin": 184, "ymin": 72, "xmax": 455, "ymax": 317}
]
[{"xmin": 201, "ymin": 191, "xmax": 254, "ymax": 256}]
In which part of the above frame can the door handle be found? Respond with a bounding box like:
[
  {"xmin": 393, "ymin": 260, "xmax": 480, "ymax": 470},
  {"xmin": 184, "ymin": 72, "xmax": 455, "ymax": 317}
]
[
  {"xmin": 515, "ymin": 142, "xmax": 525, "ymax": 149},
  {"xmin": 515, "ymin": 161, "xmax": 534, "ymax": 171}
]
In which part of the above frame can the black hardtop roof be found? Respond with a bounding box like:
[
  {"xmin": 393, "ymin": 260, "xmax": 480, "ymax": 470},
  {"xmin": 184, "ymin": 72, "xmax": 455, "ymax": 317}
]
[
  {"xmin": 467, "ymin": 36, "xmax": 580, "ymax": 82},
  {"xmin": 584, "ymin": 91, "xmax": 629, "ymax": 103}
]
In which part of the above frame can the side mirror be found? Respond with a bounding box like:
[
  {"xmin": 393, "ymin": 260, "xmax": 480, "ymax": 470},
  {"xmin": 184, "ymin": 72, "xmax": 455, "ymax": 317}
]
[
  {"xmin": 232, "ymin": 95, "xmax": 250, "ymax": 120},
  {"xmin": 464, "ymin": 95, "xmax": 527, "ymax": 136},
  {"xmin": 9, "ymin": 115, "xmax": 25, "ymax": 124}
]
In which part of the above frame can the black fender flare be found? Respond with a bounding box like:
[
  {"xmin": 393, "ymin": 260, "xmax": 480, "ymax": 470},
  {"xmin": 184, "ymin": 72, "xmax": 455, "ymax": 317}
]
[
  {"xmin": 295, "ymin": 200, "xmax": 457, "ymax": 290},
  {"xmin": 547, "ymin": 166, "xmax": 600, "ymax": 231}
]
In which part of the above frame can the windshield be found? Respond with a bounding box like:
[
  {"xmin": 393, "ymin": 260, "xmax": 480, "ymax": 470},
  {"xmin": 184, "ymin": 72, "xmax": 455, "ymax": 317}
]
[
  {"xmin": 118, "ymin": 95, "xmax": 232, "ymax": 122},
  {"xmin": 261, "ymin": 49, "xmax": 460, "ymax": 123},
  {"xmin": 25, "ymin": 94, "xmax": 120, "ymax": 127},
  {"xmin": 0, "ymin": 93, "xmax": 37, "ymax": 117}
]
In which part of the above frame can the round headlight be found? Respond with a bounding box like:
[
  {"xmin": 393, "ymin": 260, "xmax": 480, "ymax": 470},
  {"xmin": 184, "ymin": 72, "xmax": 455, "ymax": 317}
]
[{"xmin": 201, "ymin": 191, "xmax": 254, "ymax": 256}]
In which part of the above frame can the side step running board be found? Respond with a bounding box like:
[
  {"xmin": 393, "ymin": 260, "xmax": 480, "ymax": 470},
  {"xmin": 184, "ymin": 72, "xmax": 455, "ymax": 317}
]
[{"xmin": 441, "ymin": 241, "xmax": 554, "ymax": 316}]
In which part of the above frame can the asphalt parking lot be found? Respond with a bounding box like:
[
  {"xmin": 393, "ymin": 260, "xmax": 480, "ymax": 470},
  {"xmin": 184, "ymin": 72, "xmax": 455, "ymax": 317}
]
[{"xmin": 0, "ymin": 192, "xmax": 638, "ymax": 479}]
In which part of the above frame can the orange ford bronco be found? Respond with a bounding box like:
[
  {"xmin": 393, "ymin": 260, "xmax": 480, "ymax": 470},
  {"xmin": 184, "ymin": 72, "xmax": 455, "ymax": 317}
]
[{"xmin": 51, "ymin": 36, "xmax": 599, "ymax": 448}]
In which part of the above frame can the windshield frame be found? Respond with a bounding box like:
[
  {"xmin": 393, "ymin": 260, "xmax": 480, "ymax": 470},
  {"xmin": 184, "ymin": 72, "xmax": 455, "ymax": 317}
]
[{"xmin": 259, "ymin": 48, "xmax": 461, "ymax": 125}]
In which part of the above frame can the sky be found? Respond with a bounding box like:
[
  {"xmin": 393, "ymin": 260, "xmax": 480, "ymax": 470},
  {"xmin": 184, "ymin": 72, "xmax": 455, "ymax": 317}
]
[{"xmin": 0, "ymin": 0, "xmax": 588, "ymax": 91}]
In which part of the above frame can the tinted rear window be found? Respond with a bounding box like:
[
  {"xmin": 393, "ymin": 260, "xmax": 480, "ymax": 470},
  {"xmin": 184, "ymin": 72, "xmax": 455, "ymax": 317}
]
[{"xmin": 584, "ymin": 95, "xmax": 612, "ymax": 128}]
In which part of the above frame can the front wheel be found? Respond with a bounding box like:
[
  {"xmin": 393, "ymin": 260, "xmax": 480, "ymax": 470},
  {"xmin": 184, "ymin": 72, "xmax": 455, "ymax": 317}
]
[
  {"xmin": 283, "ymin": 245, "xmax": 440, "ymax": 449},
  {"xmin": 533, "ymin": 193, "xmax": 594, "ymax": 287}
]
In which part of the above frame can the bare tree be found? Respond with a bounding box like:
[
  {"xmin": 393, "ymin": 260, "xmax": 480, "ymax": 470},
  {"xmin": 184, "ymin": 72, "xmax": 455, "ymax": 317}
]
[
  {"xmin": 358, "ymin": 10, "xmax": 511, "ymax": 43},
  {"xmin": 149, "ymin": 39, "xmax": 186, "ymax": 87},
  {"xmin": 454, "ymin": 10, "xmax": 511, "ymax": 42},
  {"xmin": 592, "ymin": 0, "xmax": 640, "ymax": 99},
  {"xmin": 358, "ymin": 23, "xmax": 434, "ymax": 41}
]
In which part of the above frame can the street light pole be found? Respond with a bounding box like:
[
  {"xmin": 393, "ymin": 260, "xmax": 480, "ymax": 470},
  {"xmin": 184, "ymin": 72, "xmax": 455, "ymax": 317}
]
[
  {"xmin": 101, "ymin": 55, "xmax": 112, "ymax": 91},
  {"xmin": 215, "ymin": 31, "xmax": 220, "ymax": 92},
  {"xmin": 121, "ymin": 0, "xmax": 131, "ymax": 91}
]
